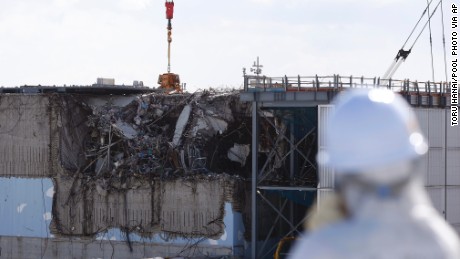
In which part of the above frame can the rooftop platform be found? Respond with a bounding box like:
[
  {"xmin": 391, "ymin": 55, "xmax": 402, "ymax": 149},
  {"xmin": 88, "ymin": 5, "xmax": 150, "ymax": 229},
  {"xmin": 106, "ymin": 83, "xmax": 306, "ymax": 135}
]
[
  {"xmin": 240, "ymin": 74, "xmax": 452, "ymax": 108},
  {"xmin": 0, "ymin": 84, "xmax": 156, "ymax": 95}
]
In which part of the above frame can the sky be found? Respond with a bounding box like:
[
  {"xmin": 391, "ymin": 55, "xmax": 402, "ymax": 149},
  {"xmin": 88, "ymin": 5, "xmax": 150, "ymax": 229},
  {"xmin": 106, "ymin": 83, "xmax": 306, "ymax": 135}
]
[{"xmin": 0, "ymin": 0, "xmax": 455, "ymax": 92}]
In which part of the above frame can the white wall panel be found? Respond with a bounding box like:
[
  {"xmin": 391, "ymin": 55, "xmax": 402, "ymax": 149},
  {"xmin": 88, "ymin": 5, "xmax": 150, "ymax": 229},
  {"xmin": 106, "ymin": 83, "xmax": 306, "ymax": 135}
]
[
  {"xmin": 426, "ymin": 187, "xmax": 445, "ymax": 217},
  {"xmin": 318, "ymin": 105, "xmax": 335, "ymax": 189},
  {"xmin": 318, "ymin": 105, "xmax": 334, "ymax": 148},
  {"xmin": 447, "ymin": 187, "xmax": 460, "ymax": 225},
  {"xmin": 447, "ymin": 149, "xmax": 460, "ymax": 185},
  {"xmin": 318, "ymin": 149, "xmax": 335, "ymax": 188},
  {"xmin": 428, "ymin": 109, "xmax": 445, "ymax": 148},
  {"xmin": 316, "ymin": 189, "xmax": 335, "ymax": 213},
  {"xmin": 447, "ymin": 120, "xmax": 460, "ymax": 148},
  {"xmin": 426, "ymin": 148, "xmax": 445, "ymax": 186},
  {"xmin": 420, "ymin": 152, "xmax": 429, "ymax": 184},
  {"xmin": 451, "ymin": 224, "xmax": 460, "ymax": 237},
  {"xmin": 415, "ymin": 108, "xmax": 429, "ymax": 138},
  {"xmin": 415, "ymin": 108, "xmax": 447, "ymax": 148}
]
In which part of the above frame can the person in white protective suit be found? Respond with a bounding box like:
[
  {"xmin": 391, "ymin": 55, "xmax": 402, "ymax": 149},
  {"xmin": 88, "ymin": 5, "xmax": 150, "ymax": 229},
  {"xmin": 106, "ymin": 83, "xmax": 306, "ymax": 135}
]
[{"xmin": 289, "ymin": 89, "xmax": 460, "ymax": 259}]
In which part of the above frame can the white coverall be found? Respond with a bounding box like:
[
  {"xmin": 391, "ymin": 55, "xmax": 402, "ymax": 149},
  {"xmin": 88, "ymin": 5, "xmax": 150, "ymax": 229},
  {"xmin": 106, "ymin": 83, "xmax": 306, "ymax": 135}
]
[{"xmin": 289, "ymin": 177, "xmax": 460, "ymax": 259}]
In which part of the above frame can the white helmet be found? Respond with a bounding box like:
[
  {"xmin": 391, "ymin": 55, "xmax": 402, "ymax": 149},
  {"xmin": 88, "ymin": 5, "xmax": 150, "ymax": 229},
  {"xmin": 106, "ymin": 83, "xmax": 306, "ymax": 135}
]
[{"xmin": 318, "ymin": 88, "xmax": 428, "ymax": 174}]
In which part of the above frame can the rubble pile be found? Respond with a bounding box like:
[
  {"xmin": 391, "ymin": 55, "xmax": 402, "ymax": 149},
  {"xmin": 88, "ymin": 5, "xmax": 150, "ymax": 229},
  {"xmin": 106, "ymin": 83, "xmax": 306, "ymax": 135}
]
[
  {"xmin": 80, "ymin": 90, "xmax": 253, "ymax": 180},
  {"xmin": 46, "ymin": 91, "xmax": 250, "ymax": 243}
]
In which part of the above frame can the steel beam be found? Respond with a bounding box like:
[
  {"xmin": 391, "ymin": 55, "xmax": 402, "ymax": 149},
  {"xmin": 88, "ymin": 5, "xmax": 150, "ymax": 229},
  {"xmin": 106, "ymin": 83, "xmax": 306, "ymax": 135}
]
[{"xmin": 251, "ymin": 101, "xmax": 259, "ymax": 259}]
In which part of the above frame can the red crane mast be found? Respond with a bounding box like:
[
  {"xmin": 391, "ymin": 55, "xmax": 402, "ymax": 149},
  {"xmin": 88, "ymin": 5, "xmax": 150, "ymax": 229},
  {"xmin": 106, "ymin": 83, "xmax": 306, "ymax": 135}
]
[{"xmin": 158, "ymin": 0, "xmax": 181, "ymax": 92}]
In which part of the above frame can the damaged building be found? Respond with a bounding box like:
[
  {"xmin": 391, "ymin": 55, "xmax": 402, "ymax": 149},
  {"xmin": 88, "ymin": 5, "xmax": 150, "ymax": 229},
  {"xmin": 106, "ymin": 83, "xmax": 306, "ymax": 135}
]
[
  {"xmin": 0, "ymin": 89, "xmax": 319, "ymax": 258},
  {"xmin": 1, "ymin": 76, "xmax": 457, "ymax": 258},
  {"xmin": 79, "ymin": 91, "xmax": 254, "ymax": 177}
]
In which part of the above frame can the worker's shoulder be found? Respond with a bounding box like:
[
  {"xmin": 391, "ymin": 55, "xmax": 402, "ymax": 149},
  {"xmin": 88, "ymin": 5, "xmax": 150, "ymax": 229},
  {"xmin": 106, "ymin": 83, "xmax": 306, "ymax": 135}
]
[
  {"xmin": 288, "ymin": 220, "xmax": 365, "ymax": 259},
  {"xmin": 416, "ymin": 208, "xmax": 460, "ymax": 256},
  {"xmin": 289, "ymin": 214, "xmax": 460, "ymax": 259}
]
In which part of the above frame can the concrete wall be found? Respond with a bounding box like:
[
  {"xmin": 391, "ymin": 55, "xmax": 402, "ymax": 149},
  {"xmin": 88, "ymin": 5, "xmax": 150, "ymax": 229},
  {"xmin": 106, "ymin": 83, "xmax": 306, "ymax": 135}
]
[
  {"xmin": 52, "ymin": 175, "xmax": 238, "ymax": 240},
  {"xmin": 160, "ymin": 179, "xmax": 226, "ymax": 238},
  {"xmin": 0, "ymin": 94, "xmax": 246, "ymax": 257},
  {"xmin": 52, "ymin": 175, "xmax": 158, "ymax": 236},
  {"xmin": 0, "ymin": 95, "xmax": 51, "ymax": 178},
  {"xmin": 415, "ymin": 108, "xmax": 460, "ymax": 234},
  {"xmin": 0, "ymin": 235, "xmax": 234, "ymax": 259}
]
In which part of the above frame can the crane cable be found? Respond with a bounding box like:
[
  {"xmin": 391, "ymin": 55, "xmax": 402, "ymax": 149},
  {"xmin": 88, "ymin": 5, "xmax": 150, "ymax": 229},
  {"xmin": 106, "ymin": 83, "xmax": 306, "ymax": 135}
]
[
  {"xmin": 409, "ymin": 0, "xmax": 441, "ymax": 50},
  {"xmin": 440, "ymin": 0, "xmax": 448, "ymax": 222},
  {"xmin": 383, "ymin": 0, "xmax": 442, "ymax": 79},
  {"xmin": 440, "ymin": 0, "xmax": 449, "ymax": 88},
  {"xmin": 426, "ymin": 0, "xmax": 436, "ymax": 82},
  {"xmin": 401, "ymin": 0, "xmax": 433, "ymax": 49}
]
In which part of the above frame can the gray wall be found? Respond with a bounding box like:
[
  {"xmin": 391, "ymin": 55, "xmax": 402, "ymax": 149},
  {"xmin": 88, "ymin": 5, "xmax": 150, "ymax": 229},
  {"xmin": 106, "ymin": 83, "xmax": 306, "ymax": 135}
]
[
  {"xmin": 0, "ymin": 95, "xmax": 51, "ymax": 177},
  {"xmin": 317, "ymin": 105, "xmax": 460, "ymax": 234}
]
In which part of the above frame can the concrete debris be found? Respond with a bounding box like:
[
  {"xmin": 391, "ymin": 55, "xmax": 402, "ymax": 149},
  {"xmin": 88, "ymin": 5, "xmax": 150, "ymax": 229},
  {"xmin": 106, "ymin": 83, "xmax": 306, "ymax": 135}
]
[
  {"xmin": 85, "ymin": 95, "xmax": 137, "ymax": 108},
  {"xmin": 0, "ymin": 91, "xmax": 321, "ymax": 257},
  {"xmin": 227, "ymin": 144, "xmax": 250, "ymax": 167},
  {"xmin": 78, "ymin": 89, "xmax": 253, "ymax": 179},
  {"xmin": 192, "ymin": 116, "xmax": 228, "ymax": 137},
  {"xmin": 112, "ymin": 120, "xmax": 138, "ymax": 139},
  {"xmin": 172, "ymin": 104, "xmax": 191, "ymax": 147},
  {"xmin": 205, "ymin": 116, "xmax": 228, "ymax": 135},
  {"xmin": 191, "ymin": 118, "xmax": 208, "ymax": 137},
  {"xmin": 0, "ymin": 92, "xmax": 317, "ymax": 186}
]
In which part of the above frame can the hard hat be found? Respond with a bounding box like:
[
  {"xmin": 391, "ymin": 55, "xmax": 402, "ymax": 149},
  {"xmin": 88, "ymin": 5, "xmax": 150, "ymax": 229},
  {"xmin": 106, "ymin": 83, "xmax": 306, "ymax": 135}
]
[{"xmin": 317, "ymin": 88, "xmax": 428, "ymax": 174}]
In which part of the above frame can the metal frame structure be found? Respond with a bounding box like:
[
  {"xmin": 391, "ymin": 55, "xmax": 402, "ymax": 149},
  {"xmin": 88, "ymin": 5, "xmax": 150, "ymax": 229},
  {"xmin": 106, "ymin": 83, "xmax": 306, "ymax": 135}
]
[
  {"xmin": 250, "ymin": 101, "xmax": 327, "ymax": 258},
  {"xmin": 243, "ymin": 74, "xmax": 453, "ymax": 258}
]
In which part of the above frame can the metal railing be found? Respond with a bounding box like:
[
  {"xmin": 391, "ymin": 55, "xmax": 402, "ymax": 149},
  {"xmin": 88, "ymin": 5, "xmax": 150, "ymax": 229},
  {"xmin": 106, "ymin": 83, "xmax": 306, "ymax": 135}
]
[{"xmin": 243, "ymin": 74, "xmax": 451, "ymax": 95}]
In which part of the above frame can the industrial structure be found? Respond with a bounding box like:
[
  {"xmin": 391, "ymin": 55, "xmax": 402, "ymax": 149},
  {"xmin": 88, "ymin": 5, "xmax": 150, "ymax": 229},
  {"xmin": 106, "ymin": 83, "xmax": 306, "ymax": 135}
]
[
  {"xmin": 240, "ymin": 57, "xmax": 457, "ymax": 258},
  {"xmin": 0, "ymin": 92, "xmax": 247, "ymax": 258},
  {"xmin": 239, "ymin": 0, "xmax": 455, "ymax": 254},
  {"xmin": 0, "ymin": 0, "xmax": 455, "ymax": 257},
  {"xmin": 0, "ymin": 74, "xmax": 457, "ymax": 258}
]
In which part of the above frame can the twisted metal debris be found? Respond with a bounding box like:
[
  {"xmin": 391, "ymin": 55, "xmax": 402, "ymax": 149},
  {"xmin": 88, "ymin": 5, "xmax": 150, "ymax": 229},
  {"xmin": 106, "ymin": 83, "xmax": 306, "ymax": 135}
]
[{"xmin": 81, "ymin": 90, "xmax": 252, "ymax": 180}]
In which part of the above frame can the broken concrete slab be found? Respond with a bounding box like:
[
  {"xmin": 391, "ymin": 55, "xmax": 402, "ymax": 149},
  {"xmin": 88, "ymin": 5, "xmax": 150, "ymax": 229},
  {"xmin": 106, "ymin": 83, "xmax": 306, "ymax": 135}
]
[
  {"xmin": 112, "ymin": 120, "xmax": 138, "ymax": 139},
  {"xmin": 205, "ymin": 116, "xmax": 228, "ymax": 135},
  {"xmin": 85, "ymin": 95, "xmax": 137, "ymax": 108},
  {"xmin": 172, "ymin": 104, "xmax": 191, "ymax": 147},
  {"xmin": 191, "ymin": 116, "xmax": 228, "ymax": 137},
  {"xmin": 227, "ymin": 144, "xmax": 250, "ymax": 167}
]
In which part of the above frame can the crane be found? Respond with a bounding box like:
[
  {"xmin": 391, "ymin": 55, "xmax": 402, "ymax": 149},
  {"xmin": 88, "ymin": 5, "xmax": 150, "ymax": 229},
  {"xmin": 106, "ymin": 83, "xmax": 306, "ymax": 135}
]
[
  {"xmin": 158, "ymin": 0, "xmax": 182, "ymax": 92},
  {"xmin": 382, "ymin": 0, "xmax": 442, "ymax": 80}
]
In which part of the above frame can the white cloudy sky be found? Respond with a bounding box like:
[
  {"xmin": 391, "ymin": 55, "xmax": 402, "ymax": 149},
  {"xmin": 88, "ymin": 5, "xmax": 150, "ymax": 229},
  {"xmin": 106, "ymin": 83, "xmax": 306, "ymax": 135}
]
[{"xmin": 0, "ymin": 0, "xmax": 454, "ymax": 91}]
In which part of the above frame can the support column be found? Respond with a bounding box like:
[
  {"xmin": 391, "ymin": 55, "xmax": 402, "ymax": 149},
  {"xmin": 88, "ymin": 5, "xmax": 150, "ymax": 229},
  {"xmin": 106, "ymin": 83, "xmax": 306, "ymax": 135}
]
[
  {"xmin": 290, "ymin": 119, "xmax": 295, "ymax": 179},
  {"xmin": 251, "ymin": 101, "xmax": 259, "ymax": 258},
  {"xmin": 290, "ymin": 119, "xmax": 295, "ymax": 225}
]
